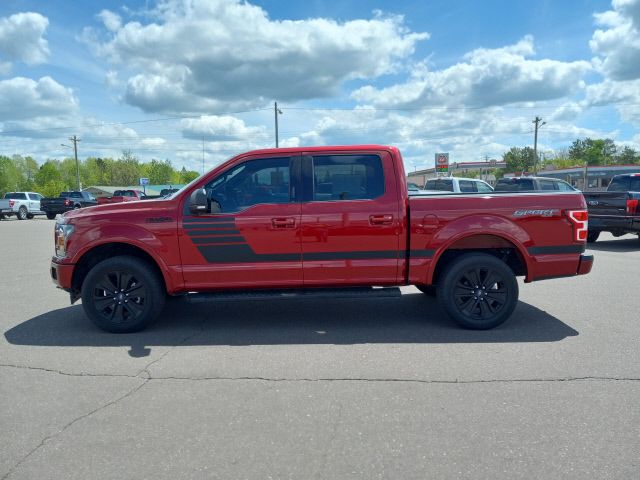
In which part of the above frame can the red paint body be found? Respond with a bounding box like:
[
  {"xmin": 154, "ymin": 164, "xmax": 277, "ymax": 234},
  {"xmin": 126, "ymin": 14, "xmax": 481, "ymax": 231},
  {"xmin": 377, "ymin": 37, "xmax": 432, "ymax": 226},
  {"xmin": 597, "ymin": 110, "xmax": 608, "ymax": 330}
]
[{"xmin": 51, "ymin": 146, "xmax": 593, "ymax": 296}]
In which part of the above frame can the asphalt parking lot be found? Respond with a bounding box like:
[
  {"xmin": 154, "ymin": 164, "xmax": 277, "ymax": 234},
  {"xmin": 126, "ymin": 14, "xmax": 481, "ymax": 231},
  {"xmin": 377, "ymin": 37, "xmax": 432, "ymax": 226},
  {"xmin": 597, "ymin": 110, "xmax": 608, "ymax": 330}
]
[{"xmin": 1, "ymin": 217, "xmax": 638, "ymax": 479}]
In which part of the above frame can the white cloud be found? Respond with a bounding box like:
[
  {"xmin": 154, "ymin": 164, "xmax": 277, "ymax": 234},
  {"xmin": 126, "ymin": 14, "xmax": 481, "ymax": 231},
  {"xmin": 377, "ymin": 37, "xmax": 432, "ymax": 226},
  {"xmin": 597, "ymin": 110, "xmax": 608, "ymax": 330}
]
[
  {"xmin": 0, "ymin": 76, "xmax": 77, "ymax": 121},
  {"xmin": 88, "ymin": 0, "xmax": 428, "ymax": 113},
  {"xmin": 97, "ymin": 9, "xmax": 122, "ymax": 32},
  {"xmin": 352, "ymin": 36, "xmax": 591, "ymax": 109},
  {"xmin": 0, "ymin": 12, "xmax": 49, "ymax": 69},
  {"xmin": 181, "ymin": 115, "xmax": 269, "ymax": 141},
  {"xmin": 590, "ymin": 0, "xmax": 640, "ymax": 81},
  {"xmin": 141, "ymin": 137, "xmax": 167, "ymax": 146},
  {"xmin": 585, "ymin": 79, "xmax": 640, "ymax": 125}
]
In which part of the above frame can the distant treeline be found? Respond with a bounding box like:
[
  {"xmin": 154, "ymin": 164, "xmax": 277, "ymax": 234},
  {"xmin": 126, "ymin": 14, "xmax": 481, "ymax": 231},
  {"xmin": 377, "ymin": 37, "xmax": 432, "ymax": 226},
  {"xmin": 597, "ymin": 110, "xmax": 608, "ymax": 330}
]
[{"xmin": 0, "ymin": 150, "xmax": 200, "ymax": 197}]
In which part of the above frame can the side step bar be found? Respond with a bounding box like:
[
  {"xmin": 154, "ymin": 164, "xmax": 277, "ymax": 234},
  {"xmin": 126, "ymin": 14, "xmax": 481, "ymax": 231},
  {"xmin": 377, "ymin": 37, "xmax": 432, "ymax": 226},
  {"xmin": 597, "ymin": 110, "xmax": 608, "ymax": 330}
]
[{"xmin": 185, "ymin": 286, "xmax": 402, "ymax": 303}]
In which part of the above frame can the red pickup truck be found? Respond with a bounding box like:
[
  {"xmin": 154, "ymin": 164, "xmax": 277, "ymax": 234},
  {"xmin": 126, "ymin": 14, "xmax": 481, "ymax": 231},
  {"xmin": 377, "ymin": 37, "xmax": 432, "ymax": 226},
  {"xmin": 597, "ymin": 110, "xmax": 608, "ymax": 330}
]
[
  {"xmin": 50, "ymin": 145, "xmax": 593, "ymax": 333},
  {"xmin": 96, "ymin": 189, "xmax": 146, "ymax": 205}
]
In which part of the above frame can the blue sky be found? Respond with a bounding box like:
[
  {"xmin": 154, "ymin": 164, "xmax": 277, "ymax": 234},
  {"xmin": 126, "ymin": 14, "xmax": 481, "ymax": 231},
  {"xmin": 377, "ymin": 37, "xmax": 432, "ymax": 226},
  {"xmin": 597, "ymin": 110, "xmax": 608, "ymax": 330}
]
[{"xmin": 0, "ymin": 0, "xmax": 638, "ymax": 172}]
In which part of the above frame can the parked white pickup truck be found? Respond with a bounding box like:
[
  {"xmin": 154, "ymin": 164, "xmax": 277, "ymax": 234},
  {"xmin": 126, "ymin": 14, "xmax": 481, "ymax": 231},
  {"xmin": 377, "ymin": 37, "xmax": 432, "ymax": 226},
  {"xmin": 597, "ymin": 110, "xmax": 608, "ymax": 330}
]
[
  {"xmin": 0, "ymin": 192, "xmax": 45, "ymax": 220},
  {"xmin": 423, "ymin": 177, "xmax": 494, "ymax": 193}
]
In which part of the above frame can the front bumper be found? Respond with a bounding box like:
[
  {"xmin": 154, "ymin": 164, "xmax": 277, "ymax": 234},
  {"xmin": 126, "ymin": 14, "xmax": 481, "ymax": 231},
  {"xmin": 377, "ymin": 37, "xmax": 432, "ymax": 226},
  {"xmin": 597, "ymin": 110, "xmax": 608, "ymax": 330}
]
[{"xmin": 50, "ymin": 257, "xmax": 74, "ymax": 290}]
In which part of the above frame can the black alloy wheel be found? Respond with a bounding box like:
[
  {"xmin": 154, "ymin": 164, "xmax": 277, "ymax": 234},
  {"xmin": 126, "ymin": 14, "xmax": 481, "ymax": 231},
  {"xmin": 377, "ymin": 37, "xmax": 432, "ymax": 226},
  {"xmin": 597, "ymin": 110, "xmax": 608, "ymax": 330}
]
[
  {"xmin": 437, "ymin": 253, "xmax": 518, "ymax": 329},
  {"xmin": 81, "ymin": 256, "xmax": 165, "ymax": 333}
]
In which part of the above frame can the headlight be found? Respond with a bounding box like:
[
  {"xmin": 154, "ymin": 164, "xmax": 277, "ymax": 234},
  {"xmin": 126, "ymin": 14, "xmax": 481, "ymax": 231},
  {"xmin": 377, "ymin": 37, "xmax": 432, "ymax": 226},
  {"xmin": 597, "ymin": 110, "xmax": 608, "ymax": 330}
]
[{"xmin": 55, "ymin": 222, "xmax": 74, "ymax": 258}]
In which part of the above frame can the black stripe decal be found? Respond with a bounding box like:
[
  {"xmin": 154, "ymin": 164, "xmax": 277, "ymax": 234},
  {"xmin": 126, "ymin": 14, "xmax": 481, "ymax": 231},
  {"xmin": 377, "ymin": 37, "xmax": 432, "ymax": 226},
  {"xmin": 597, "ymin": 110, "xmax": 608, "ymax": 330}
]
[
  {"xmin": 197, "ymin": 245, "xmax": 301, "ymax": 263},
  {"xmin": 304, "ymin": 251, "xmax": 399, "ymax": 261},
  {"xmin": 191, "ymin": 236, "xmax": 246, "ymax": 244},
  {"xmin": 410, "ymin": 249, "xmax": 436, "ymax": 258},
  {"xmin": 528, "ymin": 245, "xmax": 586, "ymax": 255},
  {"xmin": 183, "ymin": 216, "xmax": 236, "ymax": 223},
  {"xmin": 186, "ymin": 229, "xmax": 241, "ymax": 236},
  {"xmin": 184, "ymin": 222, "xmax": 236, "ymax": 229}
]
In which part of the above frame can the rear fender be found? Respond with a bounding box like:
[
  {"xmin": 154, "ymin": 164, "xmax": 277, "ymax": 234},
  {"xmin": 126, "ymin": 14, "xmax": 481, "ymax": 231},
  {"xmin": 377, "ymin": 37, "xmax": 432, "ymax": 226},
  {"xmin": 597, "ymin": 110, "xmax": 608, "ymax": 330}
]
[{"xmin": 426, "ymin": 214, "xmax": 532, "ymax": 284}]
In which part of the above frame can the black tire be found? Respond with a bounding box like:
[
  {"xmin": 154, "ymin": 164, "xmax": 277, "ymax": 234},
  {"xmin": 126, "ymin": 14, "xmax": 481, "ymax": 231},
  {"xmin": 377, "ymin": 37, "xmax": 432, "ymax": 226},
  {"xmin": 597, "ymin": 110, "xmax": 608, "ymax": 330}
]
[
  {"xmin": 46, "ymin": 212, "xmax": 57, "ymax": 220},
  {"xmin": 74, "ymin": 204, "xmax": 81, "ymax": 209},
  {"xmin": 81, "ymin": 256, "xmax": 166, "ymax": 333},
  {"xmin": 436, "ymin": 253, "xmax": 518, "ymax": 330},
  {"xmin": 586, "ymin": 231, "xmax": 600, "ymax": 243},
  {"xmin": 0, "ymin": 213, "xmax": 5, "ymax": 220},
  {"xmin": 17, "ymin": 206, "xmax": 28, "ymax": 220},
  {"xmin": 416, "ymin": 285, "xmax": 437, "ymax": 296},
  {"xmin": 26, "ymin": 213, "xmax": 34, "ymax": 219}
]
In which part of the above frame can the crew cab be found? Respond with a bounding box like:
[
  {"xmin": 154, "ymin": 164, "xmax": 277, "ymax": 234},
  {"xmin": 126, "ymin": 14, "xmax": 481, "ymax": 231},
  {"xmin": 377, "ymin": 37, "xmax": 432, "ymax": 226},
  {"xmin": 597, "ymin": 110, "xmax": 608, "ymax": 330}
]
[
  {"xmin": 97, "ymin": 189, "xmax": 146, "ymax": 205},
  {"xmin": 41, "ymin": 191, "xmax": 97, "ymax": 219},
  {"xmin": 0, "ymin": 192, "xmax": 45, "ymax": 220},
  {"xmin": 423, "ymin": 177, "xmax": 494, "ymax": 193},
  {"xmin": 583, "ymin": 173, "xmax": 640, "ymax": 243},
  {"xmin": 50, "ymin": 145, "xmax": 593, "ymax": 333}
]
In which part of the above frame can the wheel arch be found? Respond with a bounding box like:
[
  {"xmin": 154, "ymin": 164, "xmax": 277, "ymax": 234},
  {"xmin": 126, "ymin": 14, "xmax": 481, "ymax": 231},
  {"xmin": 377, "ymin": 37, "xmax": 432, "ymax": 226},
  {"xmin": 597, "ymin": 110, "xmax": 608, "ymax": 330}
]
[
  {"xmin": 71, "ymin": 242, "xmax": 169, "ymax": 297},
  {"xmin": 428, "ymin": 233, "xmax": 530, "ymax": 287}
]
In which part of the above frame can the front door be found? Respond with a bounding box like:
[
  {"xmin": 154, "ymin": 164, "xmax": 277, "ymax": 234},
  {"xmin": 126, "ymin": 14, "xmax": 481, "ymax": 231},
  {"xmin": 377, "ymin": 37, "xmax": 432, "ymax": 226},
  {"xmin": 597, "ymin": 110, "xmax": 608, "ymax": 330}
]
[
  {"xmin": 179, "ymin": 155, "xmax": 302, "ymax": 290},
  {"xmin": 300, "ymin": 151, "xmax": 402, "ymax": 286}
]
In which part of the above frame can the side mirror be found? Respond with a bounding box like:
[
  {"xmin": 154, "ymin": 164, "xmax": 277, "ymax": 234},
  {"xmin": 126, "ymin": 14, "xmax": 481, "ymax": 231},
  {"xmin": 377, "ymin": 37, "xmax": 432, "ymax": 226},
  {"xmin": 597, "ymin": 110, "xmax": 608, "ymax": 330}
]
[{"xmin": 189, "ymin": 189, "xmax": 207, "ymax": 214}]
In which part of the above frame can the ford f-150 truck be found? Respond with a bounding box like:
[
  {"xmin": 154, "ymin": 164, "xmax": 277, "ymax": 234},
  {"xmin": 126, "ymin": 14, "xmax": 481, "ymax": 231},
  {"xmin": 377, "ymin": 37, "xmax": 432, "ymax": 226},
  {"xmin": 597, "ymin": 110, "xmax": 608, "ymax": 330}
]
[
  {"xmin": 50, "ymin": 145, "xmax": 593, "ymax": 333},
  {"xmin": 97, "ymin": 189, "xmax": 146, "ymax": 205},
  {"xmin": 41, "ymin": 191, "xmax": 97, "ymax": 219},
  {"xmin": 0, "ymin": 192, "xmax": 45, "ymax": 220},
  {"xmin": 583, "ymin": 173, "xmax": 640, "ymax": 243}
]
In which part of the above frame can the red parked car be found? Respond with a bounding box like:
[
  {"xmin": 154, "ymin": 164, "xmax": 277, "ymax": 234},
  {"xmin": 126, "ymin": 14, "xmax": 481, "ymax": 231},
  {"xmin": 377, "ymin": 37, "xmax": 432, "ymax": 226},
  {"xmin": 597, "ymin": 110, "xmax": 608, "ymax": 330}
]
[{"xmin": 51, "ymin": 145, "xmax": 592, "ymax": 332}]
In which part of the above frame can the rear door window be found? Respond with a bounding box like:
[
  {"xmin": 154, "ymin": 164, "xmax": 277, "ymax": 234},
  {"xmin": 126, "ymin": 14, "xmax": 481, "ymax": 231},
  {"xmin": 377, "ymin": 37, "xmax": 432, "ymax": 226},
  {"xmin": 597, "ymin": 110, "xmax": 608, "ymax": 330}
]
[
  {"xmin": 459, "ymin": 180, "xmax": 477, "ymax": 193},
  {"xmin": 539, "ymin": 180, "xmax": 558, "ymax": 191},
  {"xmin": 608, "ymin": 176, "xmax": 630, "ymax": 191},
  {"xmin": 311, "ymin": 155, "xmax": 384, "ymax": 201}
]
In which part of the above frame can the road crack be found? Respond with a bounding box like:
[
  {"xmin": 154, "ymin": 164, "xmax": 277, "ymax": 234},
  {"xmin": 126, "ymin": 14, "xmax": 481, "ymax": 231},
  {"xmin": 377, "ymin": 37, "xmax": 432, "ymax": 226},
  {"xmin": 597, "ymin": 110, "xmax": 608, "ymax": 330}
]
[{"xmin": 1, "ymin": 378, "xmax": 149, "ymax": 480}]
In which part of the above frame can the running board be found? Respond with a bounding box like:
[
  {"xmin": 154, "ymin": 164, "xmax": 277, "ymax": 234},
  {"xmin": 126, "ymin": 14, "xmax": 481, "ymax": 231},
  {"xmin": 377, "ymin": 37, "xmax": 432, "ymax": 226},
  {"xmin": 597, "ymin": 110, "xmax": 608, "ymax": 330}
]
[{"xmin": 185, "ymin": 286, "xmax": 402, "ymax": 303}]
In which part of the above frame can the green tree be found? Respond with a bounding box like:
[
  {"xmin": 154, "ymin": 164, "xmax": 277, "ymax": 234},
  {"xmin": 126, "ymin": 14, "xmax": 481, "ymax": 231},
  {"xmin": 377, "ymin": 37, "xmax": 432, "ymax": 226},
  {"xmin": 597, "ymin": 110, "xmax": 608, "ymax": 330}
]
[
  {"xmin": 0, "ymin": 156, "xmax": 22, "ymax": 195},
  {"xmin": 147, "ymin": 159, "xmax": 174, "ymax": 184},
  {"xmin": 503, "ymin": 147, "xmax": 534, "ymax": 173},
  {"xmin": 111, "ymin": 150, "xmax": 142, "ymax": 186},
  {"xmin": 615, "ymin": 146, "xmax": 639, "ymax": 165},
  {"xmin": 179, "ymin": 167, "xmax": 200, "ymax": 183},
  {"xmin": 569, "ymin": 138, "xmax": 617, "ymax": 166}
]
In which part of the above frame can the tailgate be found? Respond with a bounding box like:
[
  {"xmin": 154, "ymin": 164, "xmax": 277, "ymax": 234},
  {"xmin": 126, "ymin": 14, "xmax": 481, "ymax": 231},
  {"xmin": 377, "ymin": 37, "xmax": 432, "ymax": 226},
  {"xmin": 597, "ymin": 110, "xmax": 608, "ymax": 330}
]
[{"xmin": 584, "ymin": 192, "xmax": 629, "ymax": 216}]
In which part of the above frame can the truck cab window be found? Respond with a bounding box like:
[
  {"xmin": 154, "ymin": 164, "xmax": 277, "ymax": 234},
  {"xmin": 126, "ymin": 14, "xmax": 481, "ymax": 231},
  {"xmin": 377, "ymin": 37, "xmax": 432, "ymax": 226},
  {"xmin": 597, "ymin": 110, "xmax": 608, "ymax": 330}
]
[
  {"xmin": 312, "ymin": 155, "xmax": 384, "ymax": 201},
  {"xmin": 205, "ymin": 157, "xmax": 291, "ymax": 213}
]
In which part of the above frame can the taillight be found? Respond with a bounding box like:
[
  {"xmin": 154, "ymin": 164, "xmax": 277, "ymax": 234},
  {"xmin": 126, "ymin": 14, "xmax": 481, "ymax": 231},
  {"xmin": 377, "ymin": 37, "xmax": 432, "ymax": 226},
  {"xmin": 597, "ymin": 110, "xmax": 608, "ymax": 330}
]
[
  {"xmin": 567, "ymin": 210, "xmax": 588, "ymax": 242},
  {"xmin": 627, "ymin": 199, "xmax": 638, "ymax": 215},
  {"xmin": 64, "ymin": 199, "xmax": 71, "ymax": 206},
  {"xmin": 9, "ymin": 200, "xmax": 15, "ymax": 208}
]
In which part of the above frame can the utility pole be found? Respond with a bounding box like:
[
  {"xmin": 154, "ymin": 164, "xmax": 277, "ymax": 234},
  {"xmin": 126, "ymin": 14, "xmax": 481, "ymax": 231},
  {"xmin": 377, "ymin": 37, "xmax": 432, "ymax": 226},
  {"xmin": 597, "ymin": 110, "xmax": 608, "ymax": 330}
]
[
  {"xmin": 274, "ymin": 101, "xmax": 283, "ymax": 148},
  {"xmin": 532, "ymin": 116, "xmax": 546, "ymax": 174},
  {"xmin": 62, "ymin": 136, "xmax": 82, "ymax": 190}
]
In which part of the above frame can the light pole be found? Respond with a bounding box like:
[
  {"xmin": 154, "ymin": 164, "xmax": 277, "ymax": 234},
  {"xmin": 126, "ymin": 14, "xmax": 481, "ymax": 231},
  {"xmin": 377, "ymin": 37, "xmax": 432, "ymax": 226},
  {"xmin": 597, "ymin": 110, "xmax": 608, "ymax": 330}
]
[
  {"xmin": 61, "ymin": 135, "xmax": 81, "ymax": 190},
  {"xmin": 274, "ymin": 101, "xmax": 283, "ymax": 148},
  {"xmin": 532, "ymin": 117, "xmax": 546, "ymax": 174}
]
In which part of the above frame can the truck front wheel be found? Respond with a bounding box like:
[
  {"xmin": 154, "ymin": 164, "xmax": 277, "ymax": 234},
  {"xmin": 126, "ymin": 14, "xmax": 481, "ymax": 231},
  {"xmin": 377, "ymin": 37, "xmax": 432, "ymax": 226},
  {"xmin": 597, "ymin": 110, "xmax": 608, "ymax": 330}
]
[
  {"xmin": 81, "ymin": 256, "xmax": 166, "ymax": 333},
  {"xmin": 46, "ymin": 212, "xmax": 56, "ymax": 220},
  {"xmin": 436, "ymin": 253, "xmax": 518, "ymax": 330}
]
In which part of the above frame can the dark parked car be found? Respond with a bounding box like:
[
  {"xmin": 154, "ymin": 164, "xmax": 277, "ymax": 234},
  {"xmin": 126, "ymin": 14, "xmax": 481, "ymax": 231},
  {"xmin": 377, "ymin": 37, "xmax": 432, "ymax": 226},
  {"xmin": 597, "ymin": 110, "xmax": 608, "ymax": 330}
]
[
  {"xmin": 494, "ymin": 176, "xmax": 576, "ymax": 192},
  {"xmin": 40, "ymin": 191, "xmax": 98, "ymax": 219},
  {"xmin": 583, "ymin": 173, "xmax": 640, "ymax": 243}
]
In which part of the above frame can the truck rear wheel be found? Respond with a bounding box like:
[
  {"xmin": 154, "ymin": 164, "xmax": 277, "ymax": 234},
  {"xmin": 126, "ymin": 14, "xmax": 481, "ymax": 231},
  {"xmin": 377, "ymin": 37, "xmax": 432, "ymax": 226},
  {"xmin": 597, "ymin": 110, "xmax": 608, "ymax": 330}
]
[
  {"xmin": 436, "ymin": 253, "xmax": 518, "ymax": 330},
  {"xmin": 46, "ymin": 212, "xmax": 56, "ymax": 220},
  {"xmin": 17, "ymin": 206, "xmax": 28, "ymax": 220},
  {"xmin": 81, "ymin": 256, "xmax": 166, "ymax": 333},
  {"xmin": 586, "ymin": 231, "xmax": 600, "ymax": 243}
]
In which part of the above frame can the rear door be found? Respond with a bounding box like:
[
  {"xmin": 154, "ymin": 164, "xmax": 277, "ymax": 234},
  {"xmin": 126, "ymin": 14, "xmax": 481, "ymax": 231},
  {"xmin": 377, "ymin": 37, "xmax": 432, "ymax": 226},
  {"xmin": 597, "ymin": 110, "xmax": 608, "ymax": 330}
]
[
  {"xmin": 179, "ymin": 154, "xmax": 303, "ymax": 290},
  {"xmin": 300, "ymin": 150, "xmax": 401, "ymax": 286}
]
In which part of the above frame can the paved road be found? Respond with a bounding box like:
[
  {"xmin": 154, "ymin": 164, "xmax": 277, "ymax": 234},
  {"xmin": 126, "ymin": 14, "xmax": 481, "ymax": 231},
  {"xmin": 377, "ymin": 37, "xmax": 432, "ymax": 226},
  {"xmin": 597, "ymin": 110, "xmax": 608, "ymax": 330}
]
[{"xmin": 1, "ymin": 218, "xmax": 638, "ymax": 479}]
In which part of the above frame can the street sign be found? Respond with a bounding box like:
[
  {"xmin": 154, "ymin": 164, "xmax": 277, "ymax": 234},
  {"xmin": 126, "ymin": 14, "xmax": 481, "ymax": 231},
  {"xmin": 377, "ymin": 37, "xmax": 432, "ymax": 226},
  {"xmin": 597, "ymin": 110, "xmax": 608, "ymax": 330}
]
[
  {"xmin": 139, "ymin": 177, "xmax": 150, "ymax": 186},
  {"xmin": 435, "ymin": 153, "xmax": 449, "ymax": 175}
]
